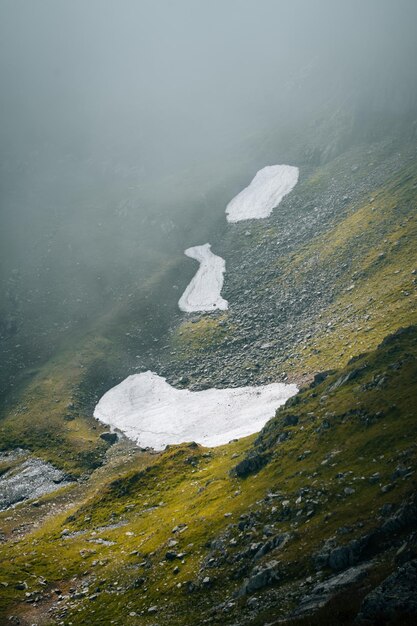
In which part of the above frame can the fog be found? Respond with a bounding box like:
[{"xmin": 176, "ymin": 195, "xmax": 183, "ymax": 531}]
[
  {"xmin": 1, "ymin": 0, "xmax": 417, "ymax": 398},
  {"xmin": 2, "ymin": 1, "xmax": 417, "ymax": 166}
]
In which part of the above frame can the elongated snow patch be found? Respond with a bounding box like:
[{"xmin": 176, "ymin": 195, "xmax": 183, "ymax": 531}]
[
  {"xmin": 178, "ymin": 243, "xmax": 228, "ymax": 312},
  {"xmin": 94, "ymin": 371, "xmax": 298, "ymax": 450},
  {"xmin": 226, "ymin": 164, "xmax": 299, "ymax": 222}
]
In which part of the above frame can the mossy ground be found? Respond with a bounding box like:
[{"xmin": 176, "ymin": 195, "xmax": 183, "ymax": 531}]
[
  {"xmin": 266, "ymin": 161, "xmax": 417, "ymax": 379},
  {"xmin": 0, "ymin": 334, "xmax": 114, "ymax": 476},
  {"xmin": 171, "ymin": 313, "xmax": 231, "ymax": 356},
  {"xmin": 0, "ymin": 141, "xmax": 416, "ymax": 624},
  {"xmin": 1, "ymin": 326, "xmax": 416, "ymax": 624},
  {"xmin": 0, "ymin": 255, "xmax": 195, "ymax": 476}
]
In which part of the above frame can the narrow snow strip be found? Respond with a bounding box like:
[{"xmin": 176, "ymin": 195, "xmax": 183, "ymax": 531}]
[
  {"xmin": 226, "ymin": 164, "xmax": 299, "ymax": 222},
  {"xmin": 94, "ymin": 371, "xmax": 298, "ymax": 450},
  {"xmin": 178, "ymin": 243, "xmax": 228, "ymax": 312}
]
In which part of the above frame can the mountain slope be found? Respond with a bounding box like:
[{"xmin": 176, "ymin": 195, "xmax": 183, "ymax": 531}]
[
  {"xmin": 1, "ymin": 326, "xmax": 416, "ymax": 625},
  {"xmin": 0, "ymin": 126, "xmax": 416, "ymax": 625},
  {"xmin": 158, "ymin": 136, "xmax": 417, "ymax": 389}
]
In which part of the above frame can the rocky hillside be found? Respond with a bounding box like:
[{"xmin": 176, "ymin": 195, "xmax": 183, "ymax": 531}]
[
  {"xmin": 156, "ymin": 135, "xmax": 417, "ymax": 391},
  {"xmin": 0, "ymin": 124, "xmax": 416, "ymax": 625}
]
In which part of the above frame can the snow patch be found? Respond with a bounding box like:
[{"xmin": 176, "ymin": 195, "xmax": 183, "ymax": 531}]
[
  {"xmin": 178, "ymin": 243, "xmax": 228, "ymax": 312},
  {"xmin": 226, "ymin": 165, "xmax": 299, "ymax": 222},
  {"xmin": 94, "ymin": 371, "xmax": 298, "ymax": 450}
]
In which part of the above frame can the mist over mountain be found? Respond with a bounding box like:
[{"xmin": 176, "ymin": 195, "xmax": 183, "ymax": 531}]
[
  {"xmin": 0, "ymin": 2, "xmax": 417, "ymax": 625},
  {"xmin": 2, "ymin": 1, "xmax": 417, "ymax": 164},
  {"xmin": 2, "ymin": 0, "xmax": 417, "ymax": 400}
]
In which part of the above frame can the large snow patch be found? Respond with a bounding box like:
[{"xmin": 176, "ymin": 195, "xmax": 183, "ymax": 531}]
[
  {"xmin": 226, "ymin": 164, "xmax": 299, "ymax": 222},
  {"xmin": 94, "ymin": 371, "xmax": 298, "ymax": 450},
  {"xmin": 178, "ymin": 243, "xmax": 228, "ymax": 312}
]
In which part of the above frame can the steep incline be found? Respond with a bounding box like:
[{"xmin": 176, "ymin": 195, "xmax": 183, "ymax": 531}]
[
  {"xmin": 154, "ymin": 139, "xmax": 417, "ymax": 391},
  {"xmin": 1, "ymin": 327, "xmax": 416, "ymax": 625},
  {"xmin": 0, "ymin": 130, "xmax": 416, "ymax": 626}
]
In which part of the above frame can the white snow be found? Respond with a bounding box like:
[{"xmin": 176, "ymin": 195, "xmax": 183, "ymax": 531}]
[
  {"xmin": 226, "ymin": 165, "xmax": 299, "ymax": 222},
  {"xmin": 94, "ymin": 371, "xmax": 298, "ymax": 450},
  {"xmin": 178, "ymin": 243, "xmax": 228, "ymax": 312}
]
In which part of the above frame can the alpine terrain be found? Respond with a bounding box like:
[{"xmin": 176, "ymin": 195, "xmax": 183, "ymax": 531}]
[{"xmin": 1, "ymin": 2, "xmax": 417, "ymax": 625}]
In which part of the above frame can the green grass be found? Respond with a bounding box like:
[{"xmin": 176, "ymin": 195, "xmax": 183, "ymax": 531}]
[
  {"xmin": 268, "ymin": 162, "xmax": 417, "ymax": 378},
  {"xmin": 0, "ymin": 334, "xmax": 115, "ymax": 476},
  {"xmin": 0, "ymin": 138, "xmax": 416, "ymax": 624},
  {"xmin": 0, "ymin": 255, "xmax": 194, "ymax": 475},
  {"xmin": 1, "ymin": 326, "xmax": 416, "ymax": 625},
  {"xmin": 171, "ymin": 313, "xmax": 231, "ymax": 356}
]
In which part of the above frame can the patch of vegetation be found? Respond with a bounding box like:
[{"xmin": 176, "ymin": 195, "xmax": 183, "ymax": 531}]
[
  {"xmin": 0, "ymin": 326, "xmax": 416, "ymax": 624},
  {"xmin": 0, "ymin": 131, "xmax": 416, "ymax": 626},
  {"xmin": 0, "ymin": 335, "xmax": 115, "ymax": 475},
  {"xmin": 274, "ymin": 162, "xmax": 417, "ymax": 377},
  {"xmin": 172, "ymin": 313, "xmax": 231, "ymax": 355}
]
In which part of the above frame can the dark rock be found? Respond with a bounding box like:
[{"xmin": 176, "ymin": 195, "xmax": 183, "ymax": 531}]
[
  {"xmin": 381, "ymin": 494, "xmax": 417, "ymax": 534},
  {"xmin": 355, "ymin": 559, "xmax": 417, "ymax": 625},
  {"xmin": 310, "ymin": 370, "xmax": 336, "ymax": 388},
  {"xmin": 328, "ymin": 544, "xmax": 358, "ymax": 571},
  {"xmin": 276, "ymin": 431, "xmax": 290, "ymax": 443},
  {"xmin": 381, "ymin": 483, "xmax": 394, "ymax": 493},
  {"xmin": 235, "ymin": 542, "xmax": 263, "ymax": 562},
  {"xmin": 391, "ymin": 465, "xmax": 408, "ymax": 480},
  {"xmin": 328, "ymin": 368, "xmax": 363, "ymax": 392},
  {"xmin": 184, "ymin": 456, "xmax": 199, "ymax": 466},
  {"xmin": 232, "ymin": 452, "xmax": 269, "ymax": 478},
  {"xmin": 395, "ymin": 542, "xmax": 417, "ymax": 565},
  {"xmin": 172, "ymin": 523, "xmax": 187, "ymax": 533},
  {"xmin": 129, "ymin": 577, "xmax": 145, "ymax": 589},
  {"xmin": 100, "ymin": 432, "xmax": 118, "ymax": 445},
  {"xmin": 314, "ymin": 493, "xmax": 417, "ymax": 574},
  {"xmin": 380, "ymin": 326, "xmax": 416, "ymax": 347},
  {"xmin": 184, "ymin": 580, "xmax": 196, "ymax": 593},
  {"xmin": 285, "ymin": 394, "xmax": 301, "ymax": 407},
  {"xmin": 282, "ymin": 415, "xmax": 299, "ymax": 427},
  {"xmin": 293, "ymin": 563, "xmax": 371, "ymax": 617},
  {"xmin": 314, "ymin": 538, "xmax": 363, "ymax": 572},
  {"xmin": 253, "ymin": 533, "xmax": 291, "ymax": 561},
  {"xmin": 238, "ymin": 560, "xmax": 280, "ymax": 596},
  {"xmin": 379, "ymin": 503, "xmax": 394, "ymax": 517}
]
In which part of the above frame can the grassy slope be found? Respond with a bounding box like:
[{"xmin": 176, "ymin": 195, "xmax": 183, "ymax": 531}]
[
  {"xmin": 2, "ymin": 141, "xmax": 415, "ymax": 473},
  {"xmin": 0, "ymin": 145, "xmax": 416, "ymax": 624},
  {"xmin": 0, "ymin": 256, "xmax": 190, "ymax": 475},
  {"xmin": 0, "ymin": 327, "xmax": 416, "ymax": 625},
  {"xmin": 0, "ymin": 334, "xmax": 113, "ymax": 476},
  {"xmin": 281, "ymin": 162, "xmax": 417, "ymax": 376},
  {"xmin": 167, "ymin": 144, "xmax": 417, "ymax": 388}
]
